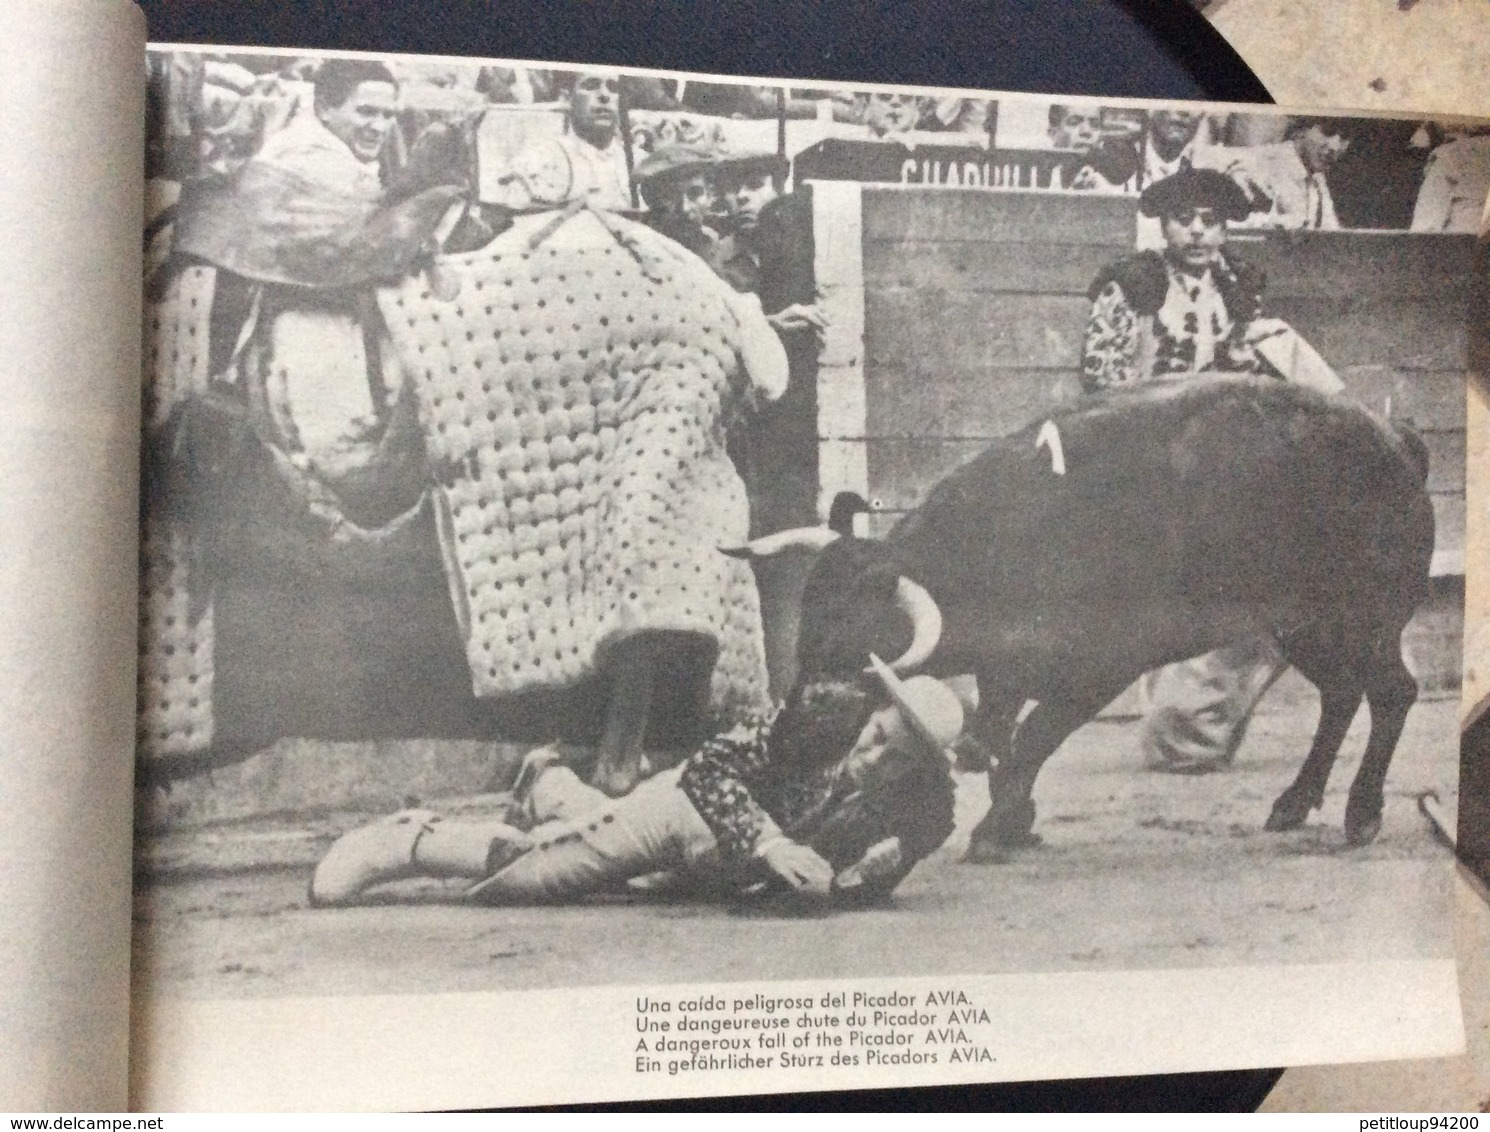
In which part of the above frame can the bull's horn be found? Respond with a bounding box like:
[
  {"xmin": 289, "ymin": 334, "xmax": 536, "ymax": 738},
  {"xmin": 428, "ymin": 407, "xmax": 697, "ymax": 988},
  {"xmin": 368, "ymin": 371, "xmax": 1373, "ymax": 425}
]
[
  {"xmin": 718, "ymin": 527, "xmax": 841, "ymax": 559},
  {"xmin": 889, "ymin": 576, "xmax": 943, "ymax": 672}
]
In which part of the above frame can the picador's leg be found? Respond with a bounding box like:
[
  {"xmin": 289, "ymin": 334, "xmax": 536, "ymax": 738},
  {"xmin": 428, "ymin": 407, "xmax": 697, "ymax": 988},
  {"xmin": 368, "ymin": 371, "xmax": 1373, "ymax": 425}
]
[
  {"xmin": 1344, "ymin": 637, "xmax": 1417, "ymax": 847},
  {"xmin": 591, "ymin": 634, "xmax": 656, "ymax": 797},
  {"xmin": 965, "ymin": 691, "xmax": 1110, "ymax": 863}
]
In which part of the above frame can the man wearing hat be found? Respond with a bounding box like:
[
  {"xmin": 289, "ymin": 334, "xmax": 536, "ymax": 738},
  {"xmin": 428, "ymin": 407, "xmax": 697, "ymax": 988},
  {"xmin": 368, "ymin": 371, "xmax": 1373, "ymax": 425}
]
[
  {"xmin": 633, "ymin": 141, "xmax": 723, "ymax": 260},
  {"xmin": 310, "ymin": 659, "xmax": 966, "ymax": 907},
  {"xmin": 1082, "ymin": 167, "xmax": 1267, "ymax": 392},
  {"xmin": 1081, "ymin": 166, "xmax": 1344, "ymax": 776}
]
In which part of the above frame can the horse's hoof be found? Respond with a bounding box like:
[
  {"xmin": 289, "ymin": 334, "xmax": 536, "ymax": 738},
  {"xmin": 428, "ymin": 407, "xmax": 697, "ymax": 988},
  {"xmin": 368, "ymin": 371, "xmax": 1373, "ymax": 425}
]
[{"xmin": 591, "ymin": 768, "xmax": 640, "ymax": 798}]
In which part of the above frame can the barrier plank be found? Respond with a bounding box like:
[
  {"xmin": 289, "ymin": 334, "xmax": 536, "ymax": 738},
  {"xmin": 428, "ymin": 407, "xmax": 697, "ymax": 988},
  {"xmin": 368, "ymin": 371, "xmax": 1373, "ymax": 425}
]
[
  {"xmin": 864, "ymin": 364, "xmax": 1084, "ymax": 438},
  {"xmin": 862, "ymin": 240, "xmax": 1130, "ymax": 296},
  {"xmin": 865, "ymin": 290, "xmax": 1089, "ymax": 372},
  {"xmin": 862, "ymin": 188, "xmax": 1136, "ymax": 244},
  {"xmin": 1267, "ymin": 296, "xmax": 1467, "ymax": 371},
  {"xmin": 1242, "ymin": 231, "xmax": 1476, "ymax": 302}
]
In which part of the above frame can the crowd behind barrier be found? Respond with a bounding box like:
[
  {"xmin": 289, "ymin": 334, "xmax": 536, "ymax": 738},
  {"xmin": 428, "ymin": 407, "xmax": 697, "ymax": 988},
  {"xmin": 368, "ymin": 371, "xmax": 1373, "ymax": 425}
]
[{"xmin": 145, "ymin": 53, "xmax": 1490, "ymax": 234}]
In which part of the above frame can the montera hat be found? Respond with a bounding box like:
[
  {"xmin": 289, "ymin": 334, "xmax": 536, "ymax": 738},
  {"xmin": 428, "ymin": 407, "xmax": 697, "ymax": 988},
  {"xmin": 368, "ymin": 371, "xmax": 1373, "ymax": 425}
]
[
  {"xmin": 633, "ymin": 141, "xmax": 722, "ymax": 183},
  {"xmin": 1139, "ymin": 167, "xmax": 1253, "ymax": 222},
  {"xmin": 866, "ymin": 654, "xmax": 965, "ymax": 756}
]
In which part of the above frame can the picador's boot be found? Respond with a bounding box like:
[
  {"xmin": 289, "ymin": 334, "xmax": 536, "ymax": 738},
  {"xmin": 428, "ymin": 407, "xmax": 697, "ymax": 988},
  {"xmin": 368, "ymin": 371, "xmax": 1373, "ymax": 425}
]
[
  {"xmin": 310, "ymin": 811, "xmax": 533, "ymax": 907},
  {"xmin": 309, "ymin": 809, "xmax": 438, "ymax": 907},
  {"xmin": 413, "ymin": 819, "xmax": 532, "ymax": 878}
]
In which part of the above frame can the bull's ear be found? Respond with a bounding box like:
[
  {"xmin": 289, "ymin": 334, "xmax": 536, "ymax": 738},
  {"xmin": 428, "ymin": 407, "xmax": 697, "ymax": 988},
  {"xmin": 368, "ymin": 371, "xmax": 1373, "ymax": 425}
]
[{"xmin": 828, "ymin": 491, "xmax": 871, "ymax": 536}]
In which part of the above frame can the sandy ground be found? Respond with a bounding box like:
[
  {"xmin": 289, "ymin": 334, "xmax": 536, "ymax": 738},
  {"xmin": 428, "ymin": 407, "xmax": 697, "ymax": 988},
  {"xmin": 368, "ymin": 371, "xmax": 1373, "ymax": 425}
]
[{"xmin": 132, "ymin": 674, "xmax": 1459, "ymax": 1002}]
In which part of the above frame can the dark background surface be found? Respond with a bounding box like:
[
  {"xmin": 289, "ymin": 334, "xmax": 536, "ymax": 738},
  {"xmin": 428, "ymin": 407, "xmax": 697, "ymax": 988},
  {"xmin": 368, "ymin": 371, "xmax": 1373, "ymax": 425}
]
[
  {"xmin": 135, "ymin": 0, "xmax": 1284, "ymax": 1112},
  {"xmin": 136, "ymin": 0, "xmax": 1271, "ymax": 104}
]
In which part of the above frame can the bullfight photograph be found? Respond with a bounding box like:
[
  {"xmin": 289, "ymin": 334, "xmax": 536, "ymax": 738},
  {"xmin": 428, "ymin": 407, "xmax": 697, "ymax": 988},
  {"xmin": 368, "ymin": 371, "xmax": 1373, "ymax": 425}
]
[{"xmin": 131, "ymin": 47, "xmax": 1476, "ymax": 1043}]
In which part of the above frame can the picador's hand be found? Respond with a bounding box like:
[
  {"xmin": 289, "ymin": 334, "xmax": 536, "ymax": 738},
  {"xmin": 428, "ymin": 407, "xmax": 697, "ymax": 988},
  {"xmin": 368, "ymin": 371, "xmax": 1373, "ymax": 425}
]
[
  {"xmin": 766, "ymin": 303, "xmax": 828, "ymax": 336},
  {"xmin": 756, "ymin": 837, "xmax": 834, "ymax": 896}
]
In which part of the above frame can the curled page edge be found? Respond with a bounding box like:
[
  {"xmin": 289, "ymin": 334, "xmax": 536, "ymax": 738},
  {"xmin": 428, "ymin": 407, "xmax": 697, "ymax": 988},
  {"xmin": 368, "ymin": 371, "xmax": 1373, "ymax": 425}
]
[{"xmin": 0, "ymin": 0, "xmax": 146, "ymax": 1112}]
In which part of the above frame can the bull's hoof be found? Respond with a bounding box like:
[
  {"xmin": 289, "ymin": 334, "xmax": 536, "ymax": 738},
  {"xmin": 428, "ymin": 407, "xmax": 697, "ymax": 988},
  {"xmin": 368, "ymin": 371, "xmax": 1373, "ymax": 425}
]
[
  {"xmin": 1344, "ymin": 817, "xmax": 1382, "ymax": 847},
  {"xmin": 962, "ymin": 830, "xmax": 1042, "ymax": 864},
  {"xmin": 963, "ymin": 808, "xmax": 1043, "ymax": 863},
  {"xmin": 1264, "ymin": 791, "xmax": 1315, "ymax": 833},
  {"xmin": 1344, "ymin": 798, "xmax": 1384, "ymax": 847}
]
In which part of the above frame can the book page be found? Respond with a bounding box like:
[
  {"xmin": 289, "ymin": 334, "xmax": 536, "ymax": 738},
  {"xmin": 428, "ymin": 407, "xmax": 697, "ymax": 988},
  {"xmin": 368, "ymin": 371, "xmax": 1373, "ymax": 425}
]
[
  {"xmin": 0, "ymin": 0, "xmax": 147, "ymax": 1112},
  {"xmin": 130, "ymin": 46, "xmax": 1480, "ymax": 1110}
]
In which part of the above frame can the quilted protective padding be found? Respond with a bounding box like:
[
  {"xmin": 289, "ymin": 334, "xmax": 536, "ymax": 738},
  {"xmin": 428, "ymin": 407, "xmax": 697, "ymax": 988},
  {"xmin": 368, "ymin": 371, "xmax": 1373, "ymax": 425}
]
[
  {"xmin": 138, "ymin": 265, "xmax": 217, "ymax": 759},
  {"xmin": 379, "ymin": 210, "xmax": 769, "ymax": 716}
]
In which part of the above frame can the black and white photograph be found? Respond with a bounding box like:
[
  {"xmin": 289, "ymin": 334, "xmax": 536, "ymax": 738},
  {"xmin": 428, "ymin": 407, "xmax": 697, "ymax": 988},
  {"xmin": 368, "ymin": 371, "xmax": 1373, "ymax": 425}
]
[{"xmin": 126, "ymin": 45, "xmax": 1480, "ymax": 1107}]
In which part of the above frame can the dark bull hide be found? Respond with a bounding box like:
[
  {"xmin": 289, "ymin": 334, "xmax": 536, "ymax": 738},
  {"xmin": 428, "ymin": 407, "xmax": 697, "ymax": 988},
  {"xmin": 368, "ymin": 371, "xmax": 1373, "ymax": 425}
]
[{"xmin": 731, "ymin": 376, "xmax": 1435, "ymax": 860}]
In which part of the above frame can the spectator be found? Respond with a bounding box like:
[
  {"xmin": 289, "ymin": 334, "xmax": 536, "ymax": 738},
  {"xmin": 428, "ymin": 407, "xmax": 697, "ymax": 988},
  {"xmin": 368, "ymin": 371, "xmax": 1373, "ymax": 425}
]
[
  {"xmin": 711, "ymin": 151, "xmax": 825, "ymax": 690},
  {"xmin": 1048, "ymin": 103, "xmax": 1104, "ymax": 153},
  {"xmin": 492, "ymin": 69, "xmax": 633, "ymax": 210},
  {"xmin": 861, "ymin": 91, "xmax": 926, "ymax": 137},
  {"xmin": 924, "ymin": 97, "xmax": 995, "ymax": 144},
  {"xmin": 1411, "ymin": 125, "xmax": 1490, "ymax": 233},
  {"xmin": 711, "ymin": 151, "xmax": 790, "ymax": 296},
  {"xmin": 712, "ymin": 152, "xmax": 825, "ymax": 362},
  {"xmin": 1048, "ymin": 103, "xmax": 1138, "ymax": 193},
  {"xmin": 633, "ymin": 141, "xmax": 722, "ymax": 259},
  {"xmin": 1219, "ymin": 116, "xmax": 1353, "ymax": 229},
  {"xmin": 474, "ymin": 65, "xmax": 559, "ymax": 105},
  {"xmin": 1141, "ymin": 109, "xmax": 1207, "ymax": 187}
]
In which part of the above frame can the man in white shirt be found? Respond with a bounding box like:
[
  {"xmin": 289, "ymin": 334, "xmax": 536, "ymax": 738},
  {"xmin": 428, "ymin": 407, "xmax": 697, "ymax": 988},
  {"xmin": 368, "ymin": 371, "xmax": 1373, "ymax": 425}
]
[
  {"xmin": 1411, "ymin": 127, "xmax": 1490, "ymax": 234},
  {"xmin": 1141, "ymin": 109, "xmax": 1206, "ymax": 188},
  {"xmin": 498, "ymin": 70, "xmax": 634, "ymax": 211},
  {"xmin": 228, "ymin": 61, "xmax": 403, "ymax": 484},
  {"xmin": 1221, "ymin": 116, "xmax": 1352, "ymax": 230}
]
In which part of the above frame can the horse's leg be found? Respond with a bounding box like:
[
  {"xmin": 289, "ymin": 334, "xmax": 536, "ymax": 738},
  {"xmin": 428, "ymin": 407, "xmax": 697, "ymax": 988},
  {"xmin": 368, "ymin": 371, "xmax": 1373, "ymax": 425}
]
[
  {"xmin": 590, "ymin": 634, "xmax": 656, "ymax": 797},
  {"xmin": 964, "ymin": 690, "xmax": 1111, "ymax": 862},
  {"xmin": 1266, "ymin": 621, "xmax": 1364, "ymax": 832},
  {"xmin": 1344, "ymin": 636, "xmax": 1417, "ymax": 846}
]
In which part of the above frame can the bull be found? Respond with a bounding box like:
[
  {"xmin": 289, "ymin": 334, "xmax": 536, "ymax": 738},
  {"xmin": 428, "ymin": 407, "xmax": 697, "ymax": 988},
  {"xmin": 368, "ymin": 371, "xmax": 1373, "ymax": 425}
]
[{"xmin": 731, "ymin": 376, "xmax": 1435, "ymax": 861}]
